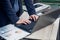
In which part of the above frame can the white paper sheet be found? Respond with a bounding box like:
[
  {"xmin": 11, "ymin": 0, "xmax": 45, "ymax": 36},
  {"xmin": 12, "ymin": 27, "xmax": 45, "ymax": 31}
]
[{"xmin": 0, "ymin": 24, "xmax": 30, "ymax": 40}]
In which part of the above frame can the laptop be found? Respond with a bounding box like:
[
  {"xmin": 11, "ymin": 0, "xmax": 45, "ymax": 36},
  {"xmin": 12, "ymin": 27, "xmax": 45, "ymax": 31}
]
[
  {"xmin": 17, "ymin": 8, "xmax": 60, "ymax": 33},
  {"xmin": 0, "ymin": 8, "xmax": 60, "ymax": 40}
]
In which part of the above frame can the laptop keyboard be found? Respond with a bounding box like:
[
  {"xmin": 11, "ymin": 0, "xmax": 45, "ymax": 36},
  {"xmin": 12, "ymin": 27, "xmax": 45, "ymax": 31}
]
[{"xmin": 17, "ymin": 20, "xmax": 37, "ymax": 33}]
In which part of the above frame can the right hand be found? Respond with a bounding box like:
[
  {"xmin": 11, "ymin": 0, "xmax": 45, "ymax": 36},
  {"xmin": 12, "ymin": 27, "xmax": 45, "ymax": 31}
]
[{"xmin": 16, "ymin": 19, "xmax": 31, "ymax": 25}]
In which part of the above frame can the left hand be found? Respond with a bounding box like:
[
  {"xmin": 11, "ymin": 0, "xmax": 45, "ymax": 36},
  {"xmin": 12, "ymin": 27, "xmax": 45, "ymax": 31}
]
[{"xmin": 29, "ymin": 14, "xmax": 39, "ymax": 21}]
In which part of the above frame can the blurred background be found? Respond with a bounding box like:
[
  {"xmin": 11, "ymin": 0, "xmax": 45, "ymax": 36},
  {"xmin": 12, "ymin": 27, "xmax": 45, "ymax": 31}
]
[
  {"xmin": 34, "ymin": 0, "xmax": 60, "ymax": 8},
  {"xmin": 22, "ymin": 0, "xmax": 60, "ymax": 8}
]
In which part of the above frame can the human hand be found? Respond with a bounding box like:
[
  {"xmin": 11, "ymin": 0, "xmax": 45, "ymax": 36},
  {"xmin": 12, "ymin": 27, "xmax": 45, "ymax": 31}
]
[
  {"xmin": 29, "ymin": 14, "xmax": 39, "ymax": 21},
  {"xmin": 16, "ymin": 19, "xmax": 31, "ymax": 25}
]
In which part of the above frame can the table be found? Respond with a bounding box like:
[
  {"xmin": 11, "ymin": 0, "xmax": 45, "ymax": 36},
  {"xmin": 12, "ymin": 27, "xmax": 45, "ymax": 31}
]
[{"xmin": 25, "ymin": 18, "xmax": 60, "ymax": 40}]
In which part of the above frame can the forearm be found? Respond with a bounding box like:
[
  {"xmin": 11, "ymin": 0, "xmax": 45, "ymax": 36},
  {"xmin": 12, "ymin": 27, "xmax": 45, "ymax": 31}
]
[{"xmin": 24, "ymin": 0, "xmax": 36, "ymax": 15}]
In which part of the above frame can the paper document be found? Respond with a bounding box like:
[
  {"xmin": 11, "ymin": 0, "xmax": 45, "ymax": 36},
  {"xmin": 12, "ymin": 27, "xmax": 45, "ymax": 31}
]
[{"xmin": 0, "ymin": 24, "xmax": 30, "ymax": 40}]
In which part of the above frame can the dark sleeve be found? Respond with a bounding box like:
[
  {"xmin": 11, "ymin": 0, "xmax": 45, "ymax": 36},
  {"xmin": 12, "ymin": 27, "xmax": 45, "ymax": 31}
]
[
  {"xmin": 18, "ymin": 0, "xmax": 23, "ymax": 14},
  {"xmin": 0, "ymin": 0, "xmax": 19, "ymax": 24},
  {"xmin": 24, "ymin": 0, "xmax": 36, "ymax": 15}
]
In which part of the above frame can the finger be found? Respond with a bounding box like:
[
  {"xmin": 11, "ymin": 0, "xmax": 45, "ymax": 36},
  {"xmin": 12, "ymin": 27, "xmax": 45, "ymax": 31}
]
[
  {"xmin": 25, "ymin": 20, "xmax": 31, "ymax": 24},
  {"xmin": 35, "ymin": 16, "xmax": 38, "ymax": 21},
  {"xmin": 23, "ymin": 22, "xmax": 27, "ymax": 25},
  {"xmin": 30, "ymin": 16, "xmax": 35, "ymax": 21},
  {"xmin": 32, "ymin": 16, "xmax": 36, "ymax": 21},
  {"xmin": 28, "ymin": 20, "xmax": 31, "ymax": 24},
  {"xmin": 29, "ymin": 16, "xmax": 32, "ymax": 20},
  {"xmin": 36, "ymin": 16, "xmax": 39, "ymax": 21},
  {"xmin": 34, "ymin": 16, "xmax": 36, "ymax": 21}
]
